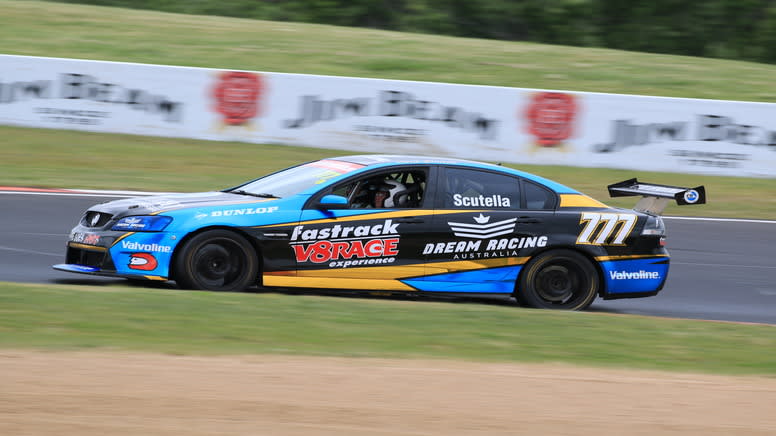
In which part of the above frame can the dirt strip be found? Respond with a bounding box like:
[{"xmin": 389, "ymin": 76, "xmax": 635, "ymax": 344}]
[{"xmin": 1, "ymin": 351, "xmax": 775, "ymax": 436}]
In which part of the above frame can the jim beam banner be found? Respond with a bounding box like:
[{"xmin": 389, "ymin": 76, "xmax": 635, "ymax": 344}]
[{"xmin": 1, "ymin": 54, "xmax": 774, "ymax": 178}]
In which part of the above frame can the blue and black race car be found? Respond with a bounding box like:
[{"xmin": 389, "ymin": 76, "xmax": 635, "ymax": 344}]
[{"xmin": 54, "ymin": 155, "xmax": 705, "ymax": 310}]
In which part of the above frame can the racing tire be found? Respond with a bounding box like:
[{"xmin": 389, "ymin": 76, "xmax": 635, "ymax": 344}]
[
  {"xmin": 516, "ymin": 249, "xmax": 599, "ymax": 310},
  {"xmin": 174, "ymin": 229, "xmax": 259, "ymax": 292}
]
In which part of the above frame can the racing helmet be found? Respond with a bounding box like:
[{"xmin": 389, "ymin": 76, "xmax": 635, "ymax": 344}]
[{"xmin": 377, "ymin": 179, "xmax": 407, "ymax": 208}]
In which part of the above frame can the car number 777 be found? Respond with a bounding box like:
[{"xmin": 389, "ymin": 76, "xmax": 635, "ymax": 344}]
[{"xmin": 576, "ymin": 212, "xmax": 637, "ymax": 245}]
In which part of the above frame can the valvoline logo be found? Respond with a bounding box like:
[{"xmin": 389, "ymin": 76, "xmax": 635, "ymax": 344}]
[{"xmin": 608, "ymin": 270, "xmax": 660, "ymax": 280}]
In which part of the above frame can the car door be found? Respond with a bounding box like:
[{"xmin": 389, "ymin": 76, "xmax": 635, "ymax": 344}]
[
  {"xmin": 417, "ymin": 166, "xmax": 556, "ymax": 294},
  {"xmin": 291, "ymin": 166, "xmax": 435, "ymax": 291}
]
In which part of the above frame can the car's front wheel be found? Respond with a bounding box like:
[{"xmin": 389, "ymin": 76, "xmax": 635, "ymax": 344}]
[
  {"xmin": 174, "ymin": 229, "xmax": 258, "ymax": 292},
  {"xmin": 516, "ymin": 249, "xmax": 599, "ymax": 310}
]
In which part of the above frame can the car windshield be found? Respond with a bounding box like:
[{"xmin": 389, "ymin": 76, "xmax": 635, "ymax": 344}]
[{"xmin": 227, "ymin": 159, "xmax": 364, "ymax": 198}]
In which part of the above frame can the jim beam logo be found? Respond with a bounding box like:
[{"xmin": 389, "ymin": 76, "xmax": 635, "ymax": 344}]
[
  {"xmin": 524, "ymin": 92, "xmax": 577, "ymax": 151},
  {"xmin": 212, "ymin": 71, "xmax": 264, "ymax": 130}
]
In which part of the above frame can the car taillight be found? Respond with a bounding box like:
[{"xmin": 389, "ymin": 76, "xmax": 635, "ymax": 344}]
[{"xmin": 641, "ymin": 215, "xmax": 665, "ymax": 237}]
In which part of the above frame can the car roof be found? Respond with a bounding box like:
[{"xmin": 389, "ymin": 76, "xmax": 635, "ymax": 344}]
[
  {"xmin": 329, "ymin": 154, "xmax": 579, "ymax": 194},
  {"xmin": 332, "ymin": 154, "xmax": 495, "ymax": 167}
]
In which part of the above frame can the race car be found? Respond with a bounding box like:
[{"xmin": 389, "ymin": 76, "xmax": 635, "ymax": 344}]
[{"xmin": 54, "ymin": 155, "xmax": 705, "ymax": 310}]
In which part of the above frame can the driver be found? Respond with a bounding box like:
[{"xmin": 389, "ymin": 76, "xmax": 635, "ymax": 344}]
[
  {"xmin": 352, "ymin": 179, "xmax": 407, "ymax": 208},
  {"xmin": 376, "ymin": 179, "xmax": 407, "ymax": 208}
]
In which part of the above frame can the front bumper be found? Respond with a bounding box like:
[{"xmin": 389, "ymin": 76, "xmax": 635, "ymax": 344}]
[
  {"xmin": 62, "ymin": 241, "xmax": 114, "ymax": 271},
  {"xmin": 53, "ymin": 262, "xmax": 168, "ymax": 281},
  {"xmin": 53, "ymin": 240, "xmax": 169, "ymax": 281},
  {"xmin": 53, "ymin": 224, "xmax": 179, "ymax": 280}
]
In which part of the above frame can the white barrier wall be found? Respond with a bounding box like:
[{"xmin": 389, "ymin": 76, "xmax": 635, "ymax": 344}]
[{"xmin": 2, "ymin": 54, "xmax": 775, "ymax": 178}]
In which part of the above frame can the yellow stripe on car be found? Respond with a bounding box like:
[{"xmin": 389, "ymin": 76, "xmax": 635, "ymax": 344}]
[
  {"xmin": 263, "ymin": 275, "xmax": 417, "ymax": 291},
  {"xmin": 425, "ymin": 257, "xmax": 530, "ymax": 275},
  {"xmin": 559, "ymin": 194, "xmax": 608, "ymax": 208},
  {"xmin": 264, "ymin": 256, "xmax": 530, "ymax": 283},
  {"xmin": 67, "ymin": 242, "xmax": 107, "ymax": 251},
  {"xmin": 595, "ymin": 254, "xmax": 669, "ymax": 261},
  {"xmin": 257, "ymin": 209, "xmax": 483, "ymax": 228}
]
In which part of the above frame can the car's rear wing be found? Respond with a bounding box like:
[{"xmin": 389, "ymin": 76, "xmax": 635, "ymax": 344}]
[{"xmin": 607, "ymin": 178, "xmax": 706, "ymax": 215}]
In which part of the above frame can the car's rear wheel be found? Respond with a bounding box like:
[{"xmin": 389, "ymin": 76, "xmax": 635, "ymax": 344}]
[
  {"xmin": 174, "ymin": 229, "xmax": 258, "ymax": 292},
  {"xmin": 516, "ymin": 249, "xmax": 598, "ymax": 310}
]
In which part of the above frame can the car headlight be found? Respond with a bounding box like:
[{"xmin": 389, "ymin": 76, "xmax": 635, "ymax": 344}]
[{"xmin": 112, "ymin": 215, "xmax": 172, "ymax": 232}]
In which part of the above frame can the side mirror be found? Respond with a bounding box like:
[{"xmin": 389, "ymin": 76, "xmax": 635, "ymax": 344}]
[{"xmin": 317, "ymin": 194, "xmax": 349, "ymax": 209}]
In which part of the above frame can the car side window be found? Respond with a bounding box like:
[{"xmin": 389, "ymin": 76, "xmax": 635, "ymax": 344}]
[
  {"xmin": 523, "ymin": 180, "xmax": 557, "ymax": 210},
  {"xmin": 442, "ymin": 167, "xmax": 520, "ymax": 209},
  {"xmin": 331, "ymin": 170, "xmax": 427, "ymax": 209}
]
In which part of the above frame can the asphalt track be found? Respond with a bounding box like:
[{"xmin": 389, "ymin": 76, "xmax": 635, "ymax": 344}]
[{"xmin": 2, "ymin": 191, "xmax": 775, "ymax": 324}]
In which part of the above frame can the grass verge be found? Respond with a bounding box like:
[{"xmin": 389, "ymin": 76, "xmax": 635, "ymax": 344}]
[
  {"xmin": 1, "ymin": 281, "xmax": 775, "ymax": 376},
  {"xmin": 2, "ymin": 125, "xmax": 774, "ymax": 219},
  {"xmin": 0, "ymin": 3, "xmax": 773, "ymax": 218},
  {"xmin": 3, "ymin": 1, "xmax": 776, "ymax": 102}
]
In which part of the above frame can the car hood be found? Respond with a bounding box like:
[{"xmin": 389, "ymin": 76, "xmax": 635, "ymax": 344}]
[{"xmin": 86, "ymin": 191, "xmax": 274, "ymax": 217}]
